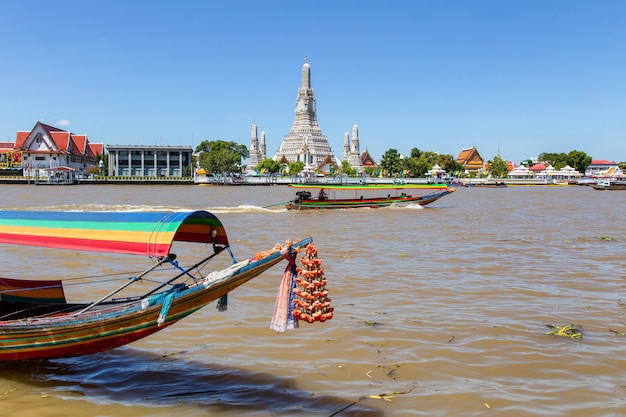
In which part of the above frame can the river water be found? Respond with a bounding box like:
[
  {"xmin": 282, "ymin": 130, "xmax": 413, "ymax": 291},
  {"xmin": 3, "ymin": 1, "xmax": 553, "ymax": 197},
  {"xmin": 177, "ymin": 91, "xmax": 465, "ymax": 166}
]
[{"xmin": 0, "ymin": 184, "xmax": 624, "ymax": 417}]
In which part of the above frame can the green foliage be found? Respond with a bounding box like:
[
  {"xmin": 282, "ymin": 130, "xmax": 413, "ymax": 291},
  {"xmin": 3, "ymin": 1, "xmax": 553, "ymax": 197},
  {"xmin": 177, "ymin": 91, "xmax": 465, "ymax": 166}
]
[
  {"xmin": 565, "ymin": 150, "xmax": 592, "ymax": 174},
  {"xmin": 379, "ymin": 149, "xmax": 403, "ymax": 176},
  {"xmin": 341, "ymin": 160, "xmax": 355, "ymax": 176},
  {"xmin": 256, "ymin": 158, "xmax": 282, "ymax": 174},
  {"xmin": 364, "ymin": 166, "xmax": 377, "ymax": 176},
  {"xmin": 195, "ymin": 140, "xmax": 249, "ymax": 174},
  {"xmin": 438, "ymin": 154, "xmax": 464, "ymax": 174},
  {"xmin": 487, "ymin": 155, "xmax": 509, "ymax": 178},
  {"xmin": 403, "ymin": 156, "xmax": 429, "ymax": 176},
  {"xmin": 538, "ymin": 150, "xmax": 591, "ymax": 173},
  {"xmin": 377, "ymin": 148, "xmax": 463, "ymax": 178},
  {"xmin": 85, "ymin": 165, "xmax": 100, "ymax": 175},
  {"xmin": 288, "ymin": 160, "xmax": 305, "ymax": 175}
]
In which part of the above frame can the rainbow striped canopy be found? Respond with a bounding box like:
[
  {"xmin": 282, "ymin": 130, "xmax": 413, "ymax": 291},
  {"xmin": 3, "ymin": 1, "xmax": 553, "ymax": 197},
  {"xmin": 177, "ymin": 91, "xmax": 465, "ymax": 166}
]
[{"xmin": 0, "ymin": 210, "xmax": 229, "ymax": 258}]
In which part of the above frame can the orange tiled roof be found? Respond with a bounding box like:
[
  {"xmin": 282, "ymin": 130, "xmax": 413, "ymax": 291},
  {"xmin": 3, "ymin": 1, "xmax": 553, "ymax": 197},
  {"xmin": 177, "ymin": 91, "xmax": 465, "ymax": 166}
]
[
  {"xmin": 15, "ymin": 132, "xmax": 29, "ymax": 148},
  {"xmin": 89, "ymin": 143, "xmax": 104, "ymax": 157},
  {"xmin": 361, "ymin": 149, "xmax": 377, "ymax": 167},
  {"xmin": 14, "ymin": 122, "xmax": 96, "ymax": 162},
  {"xmin": 50, "ymin": 131, "xmax": 71, "ymax": 151}
]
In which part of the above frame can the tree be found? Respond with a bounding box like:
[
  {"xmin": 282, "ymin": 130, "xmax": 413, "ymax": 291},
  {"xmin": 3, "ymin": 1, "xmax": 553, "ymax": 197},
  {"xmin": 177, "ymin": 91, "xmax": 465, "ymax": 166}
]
[
  {"xmin": 409, "ymin": 147, "xmax": 422, "ymax": 159},
  {"xmin": 438, "ymin": 154, "xmax": 464, "ymax": 174},
  {"xmin": 256, "ymin": 158, "xmax": 282, "ymax": 174},
  {"xmin": 341, "ymin": 160, "xmax": 355, "ymax": 176},
  {"xmin": 488, "ymin": 155, "xmax": 509, "ymax": 178},
  {"xmin": 288, "ymin": 160, "xmax": 305, "ymax": 175},
  {"xmin": 566, "ymin": 150, "xmax": 591, "ymax": 174},
  {"xmin": 412, "ymin": 156, "xmax": 432, "ymax": 177},
  {"xmin": 539, "ymin": 150, "xmax": 591, "ymax": 174},
  {"xmin": 195, "ymin": 140, "xmax": 249, "ymax": 175},
  {"xmin": 379, "ymin": 149, "xmax": 403, "ymax": 176}
]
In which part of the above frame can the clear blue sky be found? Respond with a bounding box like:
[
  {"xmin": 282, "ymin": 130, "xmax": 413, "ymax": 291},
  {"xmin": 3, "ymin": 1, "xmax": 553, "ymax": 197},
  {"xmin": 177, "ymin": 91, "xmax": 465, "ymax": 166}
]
[{"xmin": 2, "ymin": 1, "xmax": 625, "ymax": 164}]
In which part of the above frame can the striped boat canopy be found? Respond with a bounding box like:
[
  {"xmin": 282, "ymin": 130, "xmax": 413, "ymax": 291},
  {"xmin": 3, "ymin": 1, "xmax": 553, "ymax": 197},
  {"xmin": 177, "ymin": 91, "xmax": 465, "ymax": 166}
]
[{"xmin": 0, "ymin": 210, "xmax": 229, "ymax": 258}]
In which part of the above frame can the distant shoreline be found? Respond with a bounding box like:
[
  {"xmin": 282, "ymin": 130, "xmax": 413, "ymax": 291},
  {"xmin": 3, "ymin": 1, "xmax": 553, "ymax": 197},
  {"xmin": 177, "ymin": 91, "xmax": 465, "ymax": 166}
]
[{"xmin": 0, "ymin": 176, "xmax": 587, "ymax": 186}]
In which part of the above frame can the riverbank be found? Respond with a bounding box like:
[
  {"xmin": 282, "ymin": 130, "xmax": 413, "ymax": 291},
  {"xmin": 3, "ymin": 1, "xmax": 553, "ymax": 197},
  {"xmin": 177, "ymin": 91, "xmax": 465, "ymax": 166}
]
[{"xmin": 0, "ymin": 175, "xmax": 589, "ymax": 186}]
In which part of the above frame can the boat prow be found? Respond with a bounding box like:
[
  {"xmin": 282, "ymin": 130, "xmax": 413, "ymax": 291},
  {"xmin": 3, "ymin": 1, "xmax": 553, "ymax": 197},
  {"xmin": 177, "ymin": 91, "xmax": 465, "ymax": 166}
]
[{"xmin": 0, "ymin": 210, "xmax": 315, "ymax": 361}]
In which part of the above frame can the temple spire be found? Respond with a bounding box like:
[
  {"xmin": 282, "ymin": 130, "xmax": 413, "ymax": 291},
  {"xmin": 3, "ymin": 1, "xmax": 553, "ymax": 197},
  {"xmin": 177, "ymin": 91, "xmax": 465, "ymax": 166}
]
[
  {"xmin": 302, "ymin": 57, "xmax": 311, "ymax": 89},
  {"xmin": 274, "ymin": 58, "xmax": 337, "ymax": 168}
]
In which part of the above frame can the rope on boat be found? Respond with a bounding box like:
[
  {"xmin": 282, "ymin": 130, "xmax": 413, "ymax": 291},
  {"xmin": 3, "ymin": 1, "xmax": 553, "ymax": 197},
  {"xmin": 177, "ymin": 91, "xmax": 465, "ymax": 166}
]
[
  {"xmin": 216, "ymin": 247, "xmax": 238, "ymax": 311},
  {"xmin": 270, "ymin": 245, "xmax": 299, "ymax": 332}
]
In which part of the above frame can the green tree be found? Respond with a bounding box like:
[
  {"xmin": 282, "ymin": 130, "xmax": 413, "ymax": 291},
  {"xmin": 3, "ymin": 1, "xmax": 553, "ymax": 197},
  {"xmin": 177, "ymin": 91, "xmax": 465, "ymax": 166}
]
[
  {"xmin": 341, "ymin": 160, "xmax": 355, "ymax": 176},
  {"xmin": 409, "ymin": 147, "xmax": 422, "ymax": 159},
  {"xmin": 438, "ymin": 154, "xmax": 464, "ymax": 174},
  {"xmin": 256, "ymin": 158, "xmax": 282, "ymax": 174},
  {"xmin": 566, "ymin": 150, "xmax": 591, "ymax": 174},
  {"xmin": 195, "ymin": 140, "xmax": 249, "ymax": 175},
  {"xmin": 379, "ymin": 148, "xmax": 403, "ymax": 176},
  {"xmin": 538, "ymin": 152, "xmax": 567, "ymax": 169},
  {"xmin": 488, "ymin": 155, "xmax": 509, "ymax": 178},
  {"xmin": 413, "ymin": 156, "xmax": 432, "ymax": 177},
  {"xmin": 288, "ymin": 160, "xmax": 305, "ymax": 175},
  {"xmin": 539, "ymin": 150, "xmax": 591, "ymax": 174}
]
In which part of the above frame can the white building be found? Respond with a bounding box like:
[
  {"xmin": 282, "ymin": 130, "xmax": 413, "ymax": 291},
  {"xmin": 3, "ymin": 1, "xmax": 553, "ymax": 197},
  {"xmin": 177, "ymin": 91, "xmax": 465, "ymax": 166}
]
[
  {"xmin": 15, "ymin": 121, "xmax": 102, "ymax": 179},
  {"xmin": 584, "ymin": 160, "xmax": 623, "ymax": 177},
  {"xmin": 106, "ymin": 145, "xmax": 192, "ymax": 177}
]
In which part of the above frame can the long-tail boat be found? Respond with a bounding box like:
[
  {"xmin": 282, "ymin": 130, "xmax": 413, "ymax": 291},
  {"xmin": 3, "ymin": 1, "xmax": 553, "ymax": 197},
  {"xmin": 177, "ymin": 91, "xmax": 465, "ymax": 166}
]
[
  {"xmin": 0, "ymin": 210, "xmax": 311, "ymax": 361},
  {"xmin": 285, "ymin": 183, "xmax": 455, "ymax": 210}
]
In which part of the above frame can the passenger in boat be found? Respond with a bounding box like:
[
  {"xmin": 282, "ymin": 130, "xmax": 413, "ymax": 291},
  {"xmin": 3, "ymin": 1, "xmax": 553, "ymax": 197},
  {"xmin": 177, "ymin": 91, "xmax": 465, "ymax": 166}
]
[{"xmin": 318, "ymin": 189, "xmax": 327, "ymax": 200}]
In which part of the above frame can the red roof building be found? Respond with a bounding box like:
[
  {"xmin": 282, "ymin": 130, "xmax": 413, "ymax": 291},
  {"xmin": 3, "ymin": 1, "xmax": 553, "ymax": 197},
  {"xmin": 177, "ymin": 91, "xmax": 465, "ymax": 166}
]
[{"xmin": 13, "ymin": 122, "xmax": 102, "ymax": 173}]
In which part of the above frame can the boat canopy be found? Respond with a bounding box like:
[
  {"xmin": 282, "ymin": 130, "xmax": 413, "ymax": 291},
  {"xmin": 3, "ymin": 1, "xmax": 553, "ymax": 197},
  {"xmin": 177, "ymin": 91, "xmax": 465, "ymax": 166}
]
[{"xmin": 0, "ymin": 210, "xmax": 229, "ymax": 258}]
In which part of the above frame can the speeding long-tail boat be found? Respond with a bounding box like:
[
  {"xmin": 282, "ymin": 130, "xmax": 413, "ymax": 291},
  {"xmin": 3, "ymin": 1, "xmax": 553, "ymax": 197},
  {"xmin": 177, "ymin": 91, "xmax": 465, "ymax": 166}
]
[
  {"xmin": 286, "ymin": 183, "xmax": 455, "ymax": 210},
  {"xmin": 0, "ymin": 210, "xmax": 313, "ymax": 361}
]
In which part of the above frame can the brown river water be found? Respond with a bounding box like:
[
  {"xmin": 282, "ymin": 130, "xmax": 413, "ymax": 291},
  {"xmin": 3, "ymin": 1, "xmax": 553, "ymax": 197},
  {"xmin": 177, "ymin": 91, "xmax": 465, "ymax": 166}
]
[{"xmin": 0, "ymin": 184, "xmax": 624, "ymax": 417}]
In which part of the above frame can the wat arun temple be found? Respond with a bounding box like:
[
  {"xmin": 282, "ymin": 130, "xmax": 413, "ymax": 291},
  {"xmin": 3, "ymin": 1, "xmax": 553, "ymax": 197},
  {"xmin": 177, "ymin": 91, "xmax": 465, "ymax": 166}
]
[{"xmin": 248, "ymin": 58, "xmax": 368, "ymax": 174}]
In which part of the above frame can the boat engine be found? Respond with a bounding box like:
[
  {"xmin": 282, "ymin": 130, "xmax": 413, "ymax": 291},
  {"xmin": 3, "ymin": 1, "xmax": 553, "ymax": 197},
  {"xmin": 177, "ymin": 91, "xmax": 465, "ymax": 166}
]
[{"xmin": 295, "ymin": 191, "xmax": 311, "ymax": 202}]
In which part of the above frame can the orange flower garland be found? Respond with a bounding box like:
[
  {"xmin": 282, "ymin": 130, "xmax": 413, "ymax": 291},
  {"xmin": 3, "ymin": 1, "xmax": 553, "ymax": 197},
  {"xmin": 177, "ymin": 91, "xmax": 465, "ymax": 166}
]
[
  {"xmin": 291, "ymin": 243, "xmax": 334, "ymax": 323},
  {"xmin": 254, "ymin": 240, "xmax": 300, "ymax": 261}
]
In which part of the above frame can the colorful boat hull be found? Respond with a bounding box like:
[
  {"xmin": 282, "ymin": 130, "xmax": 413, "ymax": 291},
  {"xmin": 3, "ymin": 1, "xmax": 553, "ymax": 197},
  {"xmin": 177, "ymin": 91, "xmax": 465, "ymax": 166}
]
[
  {"xmin": 0, "ymin": 238, "xmax": 311, "ymax": 361},
  {"xmin": 286, "ymin": 185, "xmax": 455, "ymax": 210}
]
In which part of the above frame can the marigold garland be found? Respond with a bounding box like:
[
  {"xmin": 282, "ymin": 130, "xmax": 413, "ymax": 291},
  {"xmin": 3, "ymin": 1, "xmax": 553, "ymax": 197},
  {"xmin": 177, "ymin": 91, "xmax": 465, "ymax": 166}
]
[
  {"xmin": 291, "ymin": 243, "xmax": 334, "ymax": 323},
  {"xmin": 255, "ymin": 240, "xmax": 300, "ymax": 261}
]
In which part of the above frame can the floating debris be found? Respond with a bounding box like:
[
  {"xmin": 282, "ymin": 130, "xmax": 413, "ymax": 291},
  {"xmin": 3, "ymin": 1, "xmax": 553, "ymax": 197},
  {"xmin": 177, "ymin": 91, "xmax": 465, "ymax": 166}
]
[
  {"xmin": 364, "ymin": 385, "xmax": 415, "ymax": 402},
  {"xmin": 545, "ymin": 323, "xmax": 582, "ymax": 339}
]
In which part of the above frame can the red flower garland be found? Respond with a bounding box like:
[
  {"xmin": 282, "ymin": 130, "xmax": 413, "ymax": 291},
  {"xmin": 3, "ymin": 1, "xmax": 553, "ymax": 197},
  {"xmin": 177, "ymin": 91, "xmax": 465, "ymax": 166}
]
[{"xmin": 292, "ymin": 243, "xmax": 334, "ymax": 323}]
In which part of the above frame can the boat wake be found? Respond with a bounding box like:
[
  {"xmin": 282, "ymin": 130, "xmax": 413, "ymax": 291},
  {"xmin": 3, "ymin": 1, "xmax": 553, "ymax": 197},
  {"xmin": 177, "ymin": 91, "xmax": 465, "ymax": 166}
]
[
  {"xmin": 208, "ymin": 205, "xmax": 288, "ymax": 214},
  {"xmin": 4, "ymin": 204, "xmax": 287, "ymax": 214}
]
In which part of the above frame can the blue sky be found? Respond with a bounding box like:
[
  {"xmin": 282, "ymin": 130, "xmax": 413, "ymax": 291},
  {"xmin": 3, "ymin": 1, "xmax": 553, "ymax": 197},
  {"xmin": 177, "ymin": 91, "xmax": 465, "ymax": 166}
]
[{"xmin": 1, "ymin": 1, "xmax": 625, "ymax": 164}]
